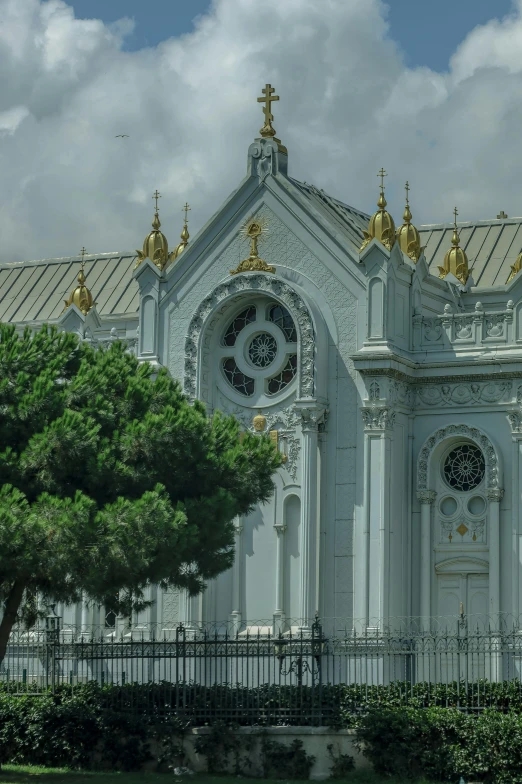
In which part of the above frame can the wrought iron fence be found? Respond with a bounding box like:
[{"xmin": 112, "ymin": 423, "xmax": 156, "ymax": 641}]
[{"xmin": 4, "ymin": 614, "xmax": 522, "ymax": 724}]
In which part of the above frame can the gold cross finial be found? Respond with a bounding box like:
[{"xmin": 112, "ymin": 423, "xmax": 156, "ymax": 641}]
[
  {"xmin": 152, "ymin": 189, "xmax": 161, "ymax": 213},
  {"xmin": 377, "ymin": 168, "xmax": 387, "ymax": 193},
  {"xmin": 257, "ymin": 83, "xmax": 279, "ymax": 138},
  {"xmin": 405, "ymin": 181, "xmax": 410, "ymax": 205},
  {"xmin": 453, "ymin": 206, "xmax": 458, "ymax": 226},
  {"xmin": 182, "ymin": 202, "xmax": 191, "ymax": 225},
  {"xmin": 79, "ymin": 247, "xmax": 87, "ymax": 271}
]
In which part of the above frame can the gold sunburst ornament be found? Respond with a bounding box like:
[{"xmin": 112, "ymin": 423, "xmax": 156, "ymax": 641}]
[{"xmin": 230, "ymin": 216, "xmax": 275, "ymax": 275}]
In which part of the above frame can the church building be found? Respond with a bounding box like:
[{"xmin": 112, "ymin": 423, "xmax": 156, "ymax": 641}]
[{"xmin": 2, "ymin": 85, "xmax": 522, "ymax": 637}]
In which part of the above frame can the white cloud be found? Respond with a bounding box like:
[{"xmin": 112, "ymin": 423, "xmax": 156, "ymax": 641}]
[{"xmin": 0, "ymin": 0, "xmax": 522, "ymax": 262}]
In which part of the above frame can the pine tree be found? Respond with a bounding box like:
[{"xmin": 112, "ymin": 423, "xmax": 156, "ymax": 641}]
[{"xmin": 0, "ymin": 323, "xmax": 280, "ymax": 664}]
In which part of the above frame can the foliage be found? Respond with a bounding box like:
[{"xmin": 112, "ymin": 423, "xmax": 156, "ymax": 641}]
[
  {"xmin": 327, "ymin": 742, "xmax": 355, "ymax": 778},
  {"xmin": 0, "ymin": 323, "xmax": 280, "ymax": 662},
  {"xmin": 355, "ymin": 705, "xmax": 522, "ymax": 783},
  {"xmin": 193, "ymin": 721, "xmax": 253, "ymax": 775},
  {"xmin": 260, "ymin": 736, "xmax": 315, "ymax": 780}
]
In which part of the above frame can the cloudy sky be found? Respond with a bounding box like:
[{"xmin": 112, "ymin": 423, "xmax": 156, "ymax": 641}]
[{"xmin": 0, "ymin": 0, "xmax": 521, "ymax": 262}]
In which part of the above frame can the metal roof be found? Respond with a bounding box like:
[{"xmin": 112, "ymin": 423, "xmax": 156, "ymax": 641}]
[
  {"xmin": 0, "ymin": 253, "xmax": 138, "ymax": 324},
  {"xmin": 289, "ymin": 178, "xmax": 370, "ymax": 253},
  {"xmin": 418, "ymin": 217, "xmax": 522, "ymax": 288}
]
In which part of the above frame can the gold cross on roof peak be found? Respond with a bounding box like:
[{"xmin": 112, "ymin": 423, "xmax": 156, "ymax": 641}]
[
  {"xmin": 405, "ymin": 181, "xmax": 410, "ymax": 204},
  {"xmin": 182, "ymin": 202, "xmax": 191, "ymax": 225},
  {"xmin": 152, "ymin": 189, "xmax": 161, "ymax": 213},
  {"xmin": 453, "ymin": 206, "xmax": 459, "ymax": 225},
  {"xmin": 257, "ymin": 83, "xmax": 279, "ymax": 138},
  {"xmin": 79, "ymin": 247, "xmax": 87, "ymax": 271},
  {"xmin": 377, "ymin": 168, "xmax": 387, "ymax": 192}
]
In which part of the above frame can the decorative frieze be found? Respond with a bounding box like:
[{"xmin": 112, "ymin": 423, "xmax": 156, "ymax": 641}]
[{"xmin": 416, "ymin": 381, "xmax": 512, "ymax": 407}]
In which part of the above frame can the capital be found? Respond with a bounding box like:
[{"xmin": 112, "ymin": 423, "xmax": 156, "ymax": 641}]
[
  {"xmin": 294, "ymin": 400, "xmax": 327, "ymax": 431},
  {"xmin": 416, "ymin": 490, "xmax": 437, "ymax": 505},
  {"xmin": 486, "ymin": 488, "xmax": 504, "ymax": 502},
  {"xmin": 361, "ymin": 405, "xmax": 395, "ymax": 431}
]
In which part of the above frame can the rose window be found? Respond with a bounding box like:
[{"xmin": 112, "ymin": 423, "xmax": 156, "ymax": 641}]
[
  {"xmin": 219, "ymin": 299, "xmax": 299, "ymax": 400},
  {"xmin": 443, "ymin": 445, "xmax": 485, "ymax": 492},
  {"xmin": 248, "ymin": 333, "xmax": 277, "ymax": 368}
]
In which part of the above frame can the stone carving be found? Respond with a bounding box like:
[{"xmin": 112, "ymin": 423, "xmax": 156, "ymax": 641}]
[
  {"xmin": 416, "ymin": 381, "xmax": 512, "ymax": 407},
  {"xmin": 485, "ymin": 315, "xmax": 505, "ymax": 338},
  {"xmin": 507, "ymin": 411, "xmax": 522, "ymax": 433},
  {"xmin": 423, "ymin": 318, "xmax": 443, "ymax": 342},
  {"xmin": 161, "ymin": 589, "xmax": 180, "ymax": 623},
  {"xmin": 248, "ymin": 138, "xmax": 280, "ymax": 182},
  {"xmin": 361, "ymin": 406, "xmax": 396, "ymax": 431},
  {"xmin": 439, "ymin": 517, "xmax": 486, "ymax": 544},
  {"xmin": 486, "ymin": 488, "xmax": 504, "ymax": 502},
  {"xmin": 455, "ymin": 317, "xmax": 473, "ymax": 340},
  {"xmin": 417, "ymin": 424, "xmax": 500, "ymax": 491},
  {"xmin": 417, "ymin": 490, "xmax": 437, "ymax": 504},
  {"xmin": 369, "ymin": 381, "xmax": 380, "ymax": 401},
  {"xmin": 183, "ymin": 274, "xmax": 315, "ymax": 401}
]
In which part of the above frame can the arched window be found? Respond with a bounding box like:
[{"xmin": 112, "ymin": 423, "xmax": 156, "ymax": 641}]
[{"xmin": 437, "ymin": 442, "xmax": 487, "ymax": 545}]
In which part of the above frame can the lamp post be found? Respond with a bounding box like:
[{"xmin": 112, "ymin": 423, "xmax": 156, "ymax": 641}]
[{"xmin": 44, "ymin": 604, "xmax": 61, "ymax": 690}]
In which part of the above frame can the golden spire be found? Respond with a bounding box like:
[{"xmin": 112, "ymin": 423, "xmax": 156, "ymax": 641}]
[
  {"xmin": 135, "ymin": 190, "xmax": 174, "ymax": 272},
  {"xmin": 359, "ymin": 168, "xmax": 396, "ymax": 253},
  {"xmin": 438, "ymin": 207, "xmax": 471, "ymax": 284},
  {"xmin": 396, "ymin": 181, "xmax": 423, "ymax": 262},
  {"xmin": 63, "ymin": 247, "xmax": 96, "ymax": 315},
  {"xmin": 507, "ymin": 248, "xmax": 522, "ymax": 283},
  {"xmin": 172, "ymin": 202, "xmax": 191, "ymax": 261}
]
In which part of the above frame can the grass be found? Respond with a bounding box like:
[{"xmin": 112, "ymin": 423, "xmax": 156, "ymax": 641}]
[{"xmin": 0, "ymin": 766, "xmax": 444, "ymax": 784}]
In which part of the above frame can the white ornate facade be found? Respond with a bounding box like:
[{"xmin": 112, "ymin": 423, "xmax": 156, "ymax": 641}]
[{"xmin": 4, "ymin": 123, "xmax": 522, "ymax": 639}]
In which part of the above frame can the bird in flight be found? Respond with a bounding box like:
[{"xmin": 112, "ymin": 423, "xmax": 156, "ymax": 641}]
[{"xmin": 115, "ymin": 134, "xmax": 129, "ymax": 138}]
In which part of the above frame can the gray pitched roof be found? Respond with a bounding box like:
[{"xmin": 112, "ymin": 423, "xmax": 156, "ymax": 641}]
[
  {"xmin": 0, "ymin": 253, "xmax": 138, "ymax": 324},
  {"xmin": 289, "ymin": 178, "xmax": 370, "ymax": 253},
  {"xmin": 418, "ymin": 217, "xmax": 522, "ymax": 288}
]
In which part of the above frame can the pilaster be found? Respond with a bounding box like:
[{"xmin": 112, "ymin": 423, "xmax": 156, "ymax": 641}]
[
  {"xmin": 416, "ymin": 490, "xmax": 436, "ymax": 631},
  {"xmin": 294, "ymin": 401, "xmax": 327, "ymax": 630},
  {"xmin": 359, "ymin": 404, "xmax": 395, "ymax": 630},
  {"xmin": 134, "ymin": 260, "xmax": 162, "ymax": 368},
  {"xmin": 229, "ymin": 518, "xmax": 244, "ymax": 634}
]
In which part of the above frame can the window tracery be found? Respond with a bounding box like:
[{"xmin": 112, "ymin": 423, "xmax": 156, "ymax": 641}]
[
  {"xmin": 220, "ymin": 299, "xmax": 298, "ymax": 399},
  {"xmin": 443, "ymin": 445, "xmax": 485, "ymax": 492},
  {"xmin": 222, "ymin": 305, "xmax": 256, "ymax": 347}
]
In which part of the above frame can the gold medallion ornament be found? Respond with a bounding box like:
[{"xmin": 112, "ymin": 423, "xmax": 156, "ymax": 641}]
[
  {"xmin": 438, "ymin": 207, "xmax": 471, "ymax": 285},
  {"xmin": 253, "ymin": 410, "xmax": 267, "ymax": 432},
  {"xmin": 230, "ymin": 216, "xmax": 275, "ymax": 275},
  {"xmin": 359, "ymin": 168, "xmax": 396, "ymax": 253},
  {"xmin": 257, "ymin": 83, "xmax": 287, "ymax": 153},
  {"xmin": 396, "ymin": 182, "xmax": 423, "ymax": 263},
  {"xmin": 63, "ymin": 247, "xmax": 96, "ymax": 315},
  {"xmin": 135, "ymin": 190, "xmax": 175, "ymax": 272}
]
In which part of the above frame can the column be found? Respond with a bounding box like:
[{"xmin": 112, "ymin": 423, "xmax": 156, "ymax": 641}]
[
  {"xmin": 295, "ymin": 403, "xmax": 325, "ymax": 631},
  {"xmin": 273, "ymin": 524, "xmax": 287, "ymax": 634},
  {"xmin": 417, "ymin": 491, "xmax": 436, "ymax": 631},
  {"xmin": 360, "ymin": 406, "xmax": 395, "ymax": 631},
  {"xmin": 229, "ymin": 518, "xmax": 244, "ymax": 635}
]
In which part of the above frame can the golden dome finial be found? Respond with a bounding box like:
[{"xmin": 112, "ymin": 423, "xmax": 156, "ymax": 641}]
[
  {"xmin": 63, "ymin": 247, "xmax": 96, "ymax": 315},
  {"xmin": 172, "ymin": 202, "xmax": 191, "ymax": 261},
  {"xmin": 438, "ymin": 207, "xmax": 471, "ymax": 284},
  {"xmin": 135, "ymin": 189, "xmax": 174, "ymax": 272},
  {"xmin": 256, "ymin": 83, "xmax": 287, "ymax": 153},
  {"xmin": 396, "ymin": 181, "xmax": 422, "ymax": 263},
  {"xmin": 507, "ymin": 248, "xmax": 522, "ymax": 283},
  {"xmin": 359, "ymin": 167, "xmax": 396, "ymax": 253}
]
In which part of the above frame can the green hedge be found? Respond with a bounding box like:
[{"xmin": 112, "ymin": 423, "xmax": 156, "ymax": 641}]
[
  {"xmin": 356, "ymin": 706, "xmax": 522, "ymax": 783},
  {"xmin": 3, "ymin": 681, "xmax": 522, "ymax": 773}
]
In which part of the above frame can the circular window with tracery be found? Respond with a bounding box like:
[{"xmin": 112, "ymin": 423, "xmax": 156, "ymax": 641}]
[
  {"xmin": 219, "ymin": 299, "xmax": 299, "ymax": 400},
  {"xmin": 443, "ymin": 444, "xmax": 485, "ymax": 492}
]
